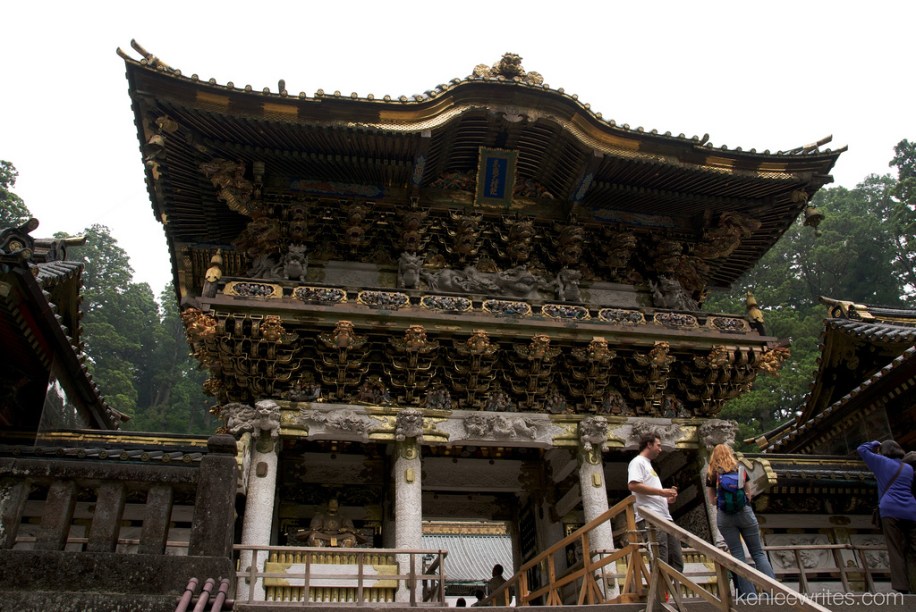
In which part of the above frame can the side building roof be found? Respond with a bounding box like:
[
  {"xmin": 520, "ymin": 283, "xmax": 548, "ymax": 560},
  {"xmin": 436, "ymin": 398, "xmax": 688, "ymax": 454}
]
[
  {"xmin": 757, "ymin": 298, "xmax": 916, "ymax": 453},
  {"xmin": 0, "ymin": 219, "xmax": 123, "ymax": 433}
]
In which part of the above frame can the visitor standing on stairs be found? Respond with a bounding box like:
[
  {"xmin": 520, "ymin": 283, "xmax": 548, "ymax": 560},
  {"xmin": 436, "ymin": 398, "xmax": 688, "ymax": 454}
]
[
  {"xmin": 706, "ymin": 443, "xmax": 776, "ymax": 597},
  {"xmin": 628, "ymin": 433, "xmax": 684, "ymax": 574}
]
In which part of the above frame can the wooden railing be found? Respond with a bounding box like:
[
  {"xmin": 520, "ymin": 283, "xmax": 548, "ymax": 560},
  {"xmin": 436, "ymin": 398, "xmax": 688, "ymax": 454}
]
[
  {"xmin": 483, "ymin": 500, "xmax": 838, "ymax": 611},
  {"xmin": 0, "ymin": 435, "xmax": 237, "ymax": 558},
  {"xmin": 639, "ymin": 507, "xmax": 831, "ymax": 612},
  {"xmin": 233, "ymin": 545, "xmax": 448, "ymax": 606},
  {"xmin": 484, "ymin": 496, "xmax": 649, "ymax": 607}
]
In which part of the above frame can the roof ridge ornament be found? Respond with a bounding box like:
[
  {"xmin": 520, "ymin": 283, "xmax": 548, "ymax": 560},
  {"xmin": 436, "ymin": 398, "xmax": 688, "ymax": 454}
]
[
  {"xmin": 116, "ymin": 40, "xmax": 179, "ymax": 75},
  {"xmin": 472, "ymin": 53, "xmax": 544, "ymax": 86}
]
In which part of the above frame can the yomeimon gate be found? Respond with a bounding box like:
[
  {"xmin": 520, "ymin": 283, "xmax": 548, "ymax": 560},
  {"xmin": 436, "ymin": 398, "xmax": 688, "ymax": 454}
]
[{"xmin": 119, "ymin": 43, "xmax": 845, "ymax": 604}]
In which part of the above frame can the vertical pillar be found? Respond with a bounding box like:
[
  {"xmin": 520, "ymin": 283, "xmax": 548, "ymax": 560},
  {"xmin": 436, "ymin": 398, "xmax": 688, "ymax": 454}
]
[
  {"xmin": 577, "ymin": 445, "xmax": 618, "ymax": 598},
  {"xmin": 699, "ymin": 446, "xmax": 726, "ymax": 548},
  {"xmin": 87, "ymin": 481, "xmax": 126, "ymax": 552},
  {"xmin": 237, "ymin": 431, "xmax": 279, "ymax": 602},
  {"xmin": 36, "ymin": 480, "xmax": 76, "ymax": 551},
  {"xmin": 139, "ymin": 484, "xmax": 174, "ymax": 555},
  {"xmin": 393, "ymin": 440, "xmax": 422, "ymax": 603},
  {"xmin": 189, "ymin": 434, "xmax": 238, "ymax": 557},
  {"xmin": 0, "ymin": 479, "xmax": 29, "ymax": 549}
]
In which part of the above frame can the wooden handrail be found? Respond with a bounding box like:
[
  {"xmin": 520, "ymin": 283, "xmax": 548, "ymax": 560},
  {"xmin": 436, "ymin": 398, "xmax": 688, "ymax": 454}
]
[
  {"xmin": 639, "ymin": 507, "xmax": 832, "ymax": 612},
  {"xmin": 484, "ymin": 496, "xmax": 648, "ymax": 607}
]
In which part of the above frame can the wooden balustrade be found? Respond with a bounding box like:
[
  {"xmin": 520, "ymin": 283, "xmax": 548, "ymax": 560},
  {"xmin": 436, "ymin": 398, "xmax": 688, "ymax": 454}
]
[{"xmin": 0, "ymin": 434, "xmax": 237, "ymax": 559}]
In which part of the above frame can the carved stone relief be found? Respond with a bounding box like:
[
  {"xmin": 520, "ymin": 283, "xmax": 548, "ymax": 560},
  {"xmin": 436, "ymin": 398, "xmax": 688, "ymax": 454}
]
[
  {"xmin": 296, "ymin": 408, "xmax": 375, "ymax": 436},
  {"xmin": 395, "ymin": 409, "xmax": 424, "ymax": 441},
  {"xmin": 698, "ymin": 419, "xmax": 739, "ymax": 448},
  {"xmin": 463, "ymin": 413, "xmax": 542, "ymax": 440},
  {"xmin": 223, "ymin": 399, "xmax": 280, "ymax": 440},
  {"xmin": 630, "ymin": 419, "xmax": 681, "ymax": 448},
  {"xmin": 578, "ymin": 416, "xmax": 609, "ymax": 452}
]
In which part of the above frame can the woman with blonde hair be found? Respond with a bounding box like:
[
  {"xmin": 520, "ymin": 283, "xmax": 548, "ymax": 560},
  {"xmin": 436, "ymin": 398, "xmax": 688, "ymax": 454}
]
[{"xmin": 706, "ymin": 443, "xmax": 775, "ymax": 597}]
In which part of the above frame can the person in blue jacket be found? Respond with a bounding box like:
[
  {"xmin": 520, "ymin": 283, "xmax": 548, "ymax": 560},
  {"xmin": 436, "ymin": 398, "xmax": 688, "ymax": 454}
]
[{"xmin": 858, "ymin": 440, "xmax": 916, "ymax": 593}]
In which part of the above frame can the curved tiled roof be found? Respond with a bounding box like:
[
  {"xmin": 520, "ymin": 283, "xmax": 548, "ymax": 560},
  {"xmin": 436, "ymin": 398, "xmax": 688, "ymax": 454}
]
[
  {"xmin": 34, "ymin": 259, "xmax": 82, "ymax": 286},
  {"xmin": 829, "ymin": 318, "xmax": 916, "ymax": 343},
  {"xmin": 765, "ymin": 347, "xmax": 916, "ymax": 452},
  {"xmin": 120, "ymin": 44, "xmax": 844, "ymax": 293},
  {"xmin": 118, "ymin": 42, "xmax": 842, "ymax": 160}
]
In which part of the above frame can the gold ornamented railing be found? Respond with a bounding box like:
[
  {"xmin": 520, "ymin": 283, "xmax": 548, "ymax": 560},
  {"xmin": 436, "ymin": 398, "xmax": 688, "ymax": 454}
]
[{"xmin": 233, "ymin": 545, "xmax": 447, "ymax": 606}]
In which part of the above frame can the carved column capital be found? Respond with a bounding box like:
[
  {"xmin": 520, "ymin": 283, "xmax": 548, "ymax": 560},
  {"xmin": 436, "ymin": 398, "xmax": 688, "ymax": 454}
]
[
  {"xmin": 395, "ymin": 409, "xmax": 424, "ymax": 441},
  {"xmin": 698, "ymin": 419, "xmax": 738, "ymax": 448}
]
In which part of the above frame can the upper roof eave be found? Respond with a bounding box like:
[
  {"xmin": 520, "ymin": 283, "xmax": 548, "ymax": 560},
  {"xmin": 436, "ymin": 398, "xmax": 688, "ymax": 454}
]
[{"xmin": 120, "ymin": 47, "xmax": 845, "ymax": 175}]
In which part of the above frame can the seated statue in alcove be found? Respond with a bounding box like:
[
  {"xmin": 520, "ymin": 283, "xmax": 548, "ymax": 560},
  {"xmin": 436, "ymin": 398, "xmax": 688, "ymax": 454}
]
[{"xmin": 291, "ymin": 499, "xmax": 364, "ymax": 548}]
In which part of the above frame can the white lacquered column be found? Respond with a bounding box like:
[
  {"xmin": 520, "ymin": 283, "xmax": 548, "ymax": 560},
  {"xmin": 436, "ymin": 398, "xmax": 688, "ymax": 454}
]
[
  {"xmin": 577, "ymin": 445, "xmax": 619, "ymax": 598},
  {"xmin": 393, "ymin": 440, "xmax": 422, "ymax": 602},
  {"xmin": 236, "ymin": 432, "xmax": 279, "ymax": 602}
]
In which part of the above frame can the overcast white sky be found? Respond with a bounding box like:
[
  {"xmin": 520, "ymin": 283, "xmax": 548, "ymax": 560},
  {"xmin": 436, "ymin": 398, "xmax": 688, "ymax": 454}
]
[{"xmin": 2, "ymin": 1, "xmax": 914, "ymax": 294}]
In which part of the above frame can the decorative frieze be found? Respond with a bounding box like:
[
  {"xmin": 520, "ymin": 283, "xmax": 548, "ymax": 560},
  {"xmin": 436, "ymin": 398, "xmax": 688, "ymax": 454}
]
[
  {"xmin": 483, "ymin": 299, "xmax": 531, "ymax": 317},
  {"xmin": 420, "ymin": 295, "xmax": 472, "ymax": 312},
  {"xmin": 598, "ymin": 308, "xmax": 645, "ymax": 325},
  {"xmin": 294, "ymin": 286, "xmax": 346, "ymax": 304},
  {"xmin": 225, "ymin": 281, "xmax": 282, "ymax": 298},
  {"xmin": 357, "ymin": 290, "xmax": 409, "ymax": 310}
]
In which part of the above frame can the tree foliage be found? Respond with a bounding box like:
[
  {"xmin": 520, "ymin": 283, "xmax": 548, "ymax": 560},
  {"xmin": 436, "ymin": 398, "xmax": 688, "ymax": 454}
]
[
  {"xmin": 0, "ymin": 160, "xmax": 32, "ymax": 227},
  {"xmin": 68, "ymin": 225, "xmax": 214, "ymax": 434},
  {"xmin": 889, "ymin": 140, "xmax": 916, "ymax": 299}
]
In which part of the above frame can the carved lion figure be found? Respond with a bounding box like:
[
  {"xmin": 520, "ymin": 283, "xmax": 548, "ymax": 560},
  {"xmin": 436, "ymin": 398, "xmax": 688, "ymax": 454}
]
[
  {"xmin": 579, "ymin": 416, "xmax": 609, "ymax": 452},
  {"xmin": 698, "ymin": 419, "xmax": 738, "ymax": 448},
  {"xmin": 397, "ymin": 252, "xmax": 423, "ymax": 289},
  {"xmin": 224, "ymin": 400, "xmax": 280, "ymax": 440},
  {"xmin": 273, "ymin": 244, "xmax": 308, "ymax": 281},
  {"xmin": 395, "ymin": 409, "xmax": 424, "ymax": 441}
]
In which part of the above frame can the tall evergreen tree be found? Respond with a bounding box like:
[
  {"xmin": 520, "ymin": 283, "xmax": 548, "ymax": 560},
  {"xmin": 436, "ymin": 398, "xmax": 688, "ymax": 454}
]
[
  {"xmin": 69, "ymin": 225, "xmax": 155, "ymax": 419},
  {"xmin": 889, "ymin": 140, "xmax": 916, "ymax": 301},
  {"xmin": 0, "ymin": 161, "xmax": 32, "ymax": 227}
]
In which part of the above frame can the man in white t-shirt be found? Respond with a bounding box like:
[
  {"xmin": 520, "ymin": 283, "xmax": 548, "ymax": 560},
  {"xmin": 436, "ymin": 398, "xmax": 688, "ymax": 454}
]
[{"xmin": 627, "ymin": 433, "xmax": 684, "ymax": 573}]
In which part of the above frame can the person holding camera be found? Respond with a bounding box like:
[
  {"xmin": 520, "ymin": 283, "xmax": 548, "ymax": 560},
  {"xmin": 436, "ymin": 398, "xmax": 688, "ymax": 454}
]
[{"xmin": 858, "ymin": 439, "xmax": 916, "ymax": 594}]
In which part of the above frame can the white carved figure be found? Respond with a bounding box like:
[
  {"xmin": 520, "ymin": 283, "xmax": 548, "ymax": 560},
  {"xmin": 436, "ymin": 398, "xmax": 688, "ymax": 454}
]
[
  {"xmin": 579, "ymin": 416, "xmax": 609, "ymax": 452},
  {"xmin": 224, "ymin": 400, "xmax": 280, "ymax": 439}
]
